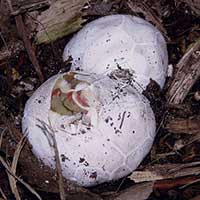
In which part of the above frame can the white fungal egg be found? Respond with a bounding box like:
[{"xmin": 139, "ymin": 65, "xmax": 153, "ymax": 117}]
[
  {"xmin": 63, "ymin": 14, "xmax": 168, "ymax": 91},
  {"xmin": 22, "ymin": 71, "xmax": 156, "ymax": 187}
]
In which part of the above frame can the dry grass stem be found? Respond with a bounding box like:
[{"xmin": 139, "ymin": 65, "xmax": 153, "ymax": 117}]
[
  {"xmin": 37, "ymin": 119, "xmax": 66, "ymax": 200},
  {"xmin": 48, "ymin": 120, "xmax": 66, "ymax": 200},
  {"xmin": 0, "ymin": 156, "xmax": 42, "ymax": 200},
  {"xmin": 0, "ymin": 127, "xmax": 7, "ymax": 148},
  {"xmin": 0, "ymin": 187, "xmax": 7, "ymax": 200},
  {"xmin": 7, "ymin": 135, "xmax": 27, "ymax": 200}
]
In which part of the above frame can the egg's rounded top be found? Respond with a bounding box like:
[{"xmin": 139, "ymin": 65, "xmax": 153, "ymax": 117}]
[
  {"xmin": 22, "ymin": 71, "xmax": 156, "ymax": 186},
  {"xmin": 63, "ymin": 14, "xmax": 168, "ymax": 91}
]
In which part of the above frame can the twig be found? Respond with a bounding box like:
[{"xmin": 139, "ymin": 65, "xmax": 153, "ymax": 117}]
[
  {"xmin": 0, "ymin": 127, "xmax": 7, "ymax": 148},
  {"xmin": 25, "ymin": 13, "xmax": 56, "ymax": 57},
  {"xmin": 15, "ymin": 15, "xmax": 44, "ymax": 82},
  {"xmin": 167, "ymin": 39, "xmax": 200, "ymax": 104},
  {"xmin": 49, "ymin": 127, "xmax": 66, "ymax": 200},
  {"xmin": 5, "ymin": 0, "xmax": 44, "ymax": 82},
  {"xmin": 0, "ymin": 156, "xmax": 42, "ymax": 200}
]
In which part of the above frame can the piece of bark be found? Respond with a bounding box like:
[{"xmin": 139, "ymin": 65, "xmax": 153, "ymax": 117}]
[
  {"xmin": 129, "ymin": 161, "xmax": 200, "ymax": 183},
  {"xmin": 34, "ymin": 0, "xmax": 87, "ymax": 44},
  {"xmin": 112, "ymin": 182, "xmax": 153, "ymax": 200},
  {"xmin": 165, "ymin": 117, "xmax": 200, "ymax": 134},
  {"xmin": 11, "ymin": 0, "xmax": 50, "ymax": 16},
  {"xmin": 0, "ymin": 119, "xmax": 102, "ymax": 200},
  {"xmin": 167, "ymin": 39, "xmax": 200, "ymax": 104}
]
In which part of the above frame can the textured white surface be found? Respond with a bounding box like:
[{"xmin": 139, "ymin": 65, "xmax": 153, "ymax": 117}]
[
  {"xmin": 63, "ymin": 14, "xmax": 168, "ymax": 91},
  {"xmin": 22, "ymin": 72, "xmax": 156, "ymax": 186}
]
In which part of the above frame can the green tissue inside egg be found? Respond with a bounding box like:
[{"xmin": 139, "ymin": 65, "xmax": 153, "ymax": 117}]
[{"xmin": 50, "ymin": 72, "xmax": 88, "ymax": 115}]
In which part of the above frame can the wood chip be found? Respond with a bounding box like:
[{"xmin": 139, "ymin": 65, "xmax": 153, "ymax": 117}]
[
  {"xmin": 5, "ymin": 0, "xmax": 44, "ymax": 82},
  {"xmin": 167, "ymin": 39, "xmax": 200, "ymax": 104}
]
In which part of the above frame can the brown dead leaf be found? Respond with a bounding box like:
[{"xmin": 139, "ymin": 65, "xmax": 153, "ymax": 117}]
[
  {"xmin": 129, "ymin": 162, "xmax": 200, "ymax": 183},
  {"xmin": 113, "ymin": 182, "xmax": 154, "ymax": 200}
]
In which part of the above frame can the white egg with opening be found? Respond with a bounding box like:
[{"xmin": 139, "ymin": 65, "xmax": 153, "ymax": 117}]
[
  {"xmin": 63, "ymin": 14, "xmax": 168, "ymax": 91},
  {"xmin": 22, "ymin": 71, "xmax": 156, "ymax": 187}
]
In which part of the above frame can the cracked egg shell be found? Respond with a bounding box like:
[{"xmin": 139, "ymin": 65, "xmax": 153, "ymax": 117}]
[
  {"xmin": 22, "ymin": 71, "xmax": 156, "ymax": 187},
  {"xmin": 63, "ymin": 14, "xmax": 168, "ymax": 91}
]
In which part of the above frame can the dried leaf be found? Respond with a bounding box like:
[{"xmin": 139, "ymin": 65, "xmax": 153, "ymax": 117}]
[
  {"xmin": 129, "ymin": 162, "xmax": 200, "ymax": 183},
  {"xmin": 113, "ymin": 182, "xmax": 154, "ymax": 200}
]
